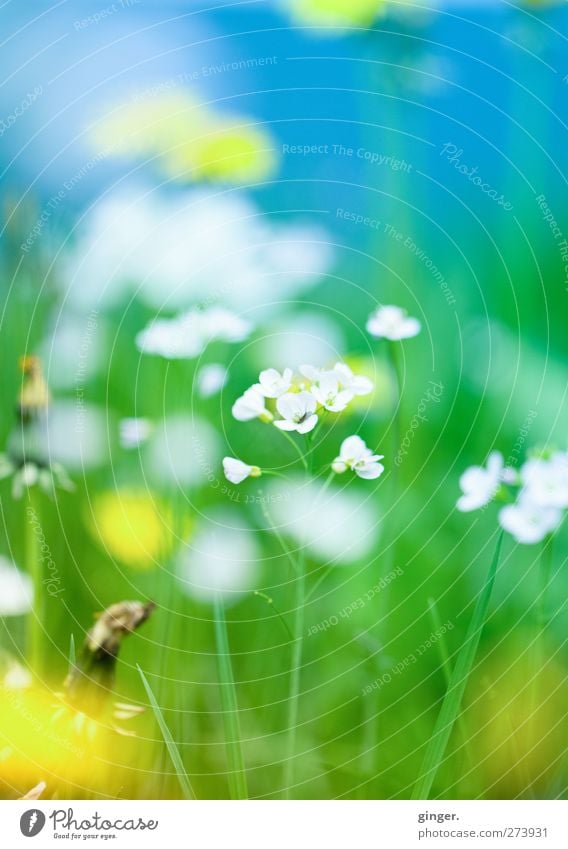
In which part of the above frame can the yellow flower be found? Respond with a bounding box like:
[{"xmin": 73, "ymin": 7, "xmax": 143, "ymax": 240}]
[
  {"xmin": 88, "ymin": 489, "xmax": 184, "ymax": 570},
  {"xmin": 289, "ymin": 0, "xmax": 386, "ymax": 28},
  {"xmin": 93, "ymin": 93, "xmax": 275, "ymax": 185}
]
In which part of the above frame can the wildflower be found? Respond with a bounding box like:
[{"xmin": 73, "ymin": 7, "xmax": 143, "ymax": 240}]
[
  {"xmin": 177, "ymin": 509, "xmax": 260, "ymax": 604},
  {"xmin": 456, "ymin": 452, "xmax": 507, "ymax": 512},
  {"xmin": 18, "ymin": 356, "xmax": 50, "ymax": 423},
  {"xmin": 119, "ymin": 418, "xmax": 152, "ymax": 449},
  {"xmin": 310, "ymin": 371, "xmax": 353, "ymax": 412},
  {"xmin": 223, "ymin": 457, "xmax": 261, "ymax": 484},
  {"xmin": 0, "ymin": 557, "xmax": 33, "ymax": 616},
  {"xmin": 263, "ymin": 475, "xmax": 379, "ymax": 565},
  {"xmin": 88, "ymin": 489, "xmax": 183, "ymax": 570},
  {"xmin": 136, "ymin": 307, "xmax": 251, "ymax": 360},
  {"xmin": 197, "ymin": 363, "xmax": 228, "ymax": 398},
  {"xmin": 333, "ymin": 362, "xmax": 373, "ymax": 396},
  {"xmin": 0, "ymin": 456, "xmax": 74, "ymax": 500},
  {"xmin": 274, "ymin": 391, "xmax": 318, "ymax": 434},
  {"xmin": 232, "ymin": 386, "xmax": 273, "ymax": 422},
  {"xmin": 366, "ymin": 305, "xmax": 421, "ymax": 341},
  {"xmin": 498, "ymin": 495, "xmax": 562, "ymax": 545},
  {"xmin": 258, "ymin": 367, "xmax": 293, "ymax": 398},
  {"xmin": 520, "ymin": 452, "xmax": 568, "ymax": 509},
  {"xmin": 332, "ymin": 435, "xmax": 385, "ymax": 480}
]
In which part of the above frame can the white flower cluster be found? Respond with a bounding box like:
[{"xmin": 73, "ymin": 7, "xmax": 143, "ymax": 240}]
[
  {"xmin": 457, "ymin": 450, "xmax": 568, "ymax": 544},
  {"xmin": 136, "ymin": 307, "xmax": 252, "ymax": 360},
  {"xmin": 226, "ymin": 363, "xmax": 384, "ymax": 485},
  {"xmin": 232, "ymin": 362, "xmax": 373, "ymax": 432}
]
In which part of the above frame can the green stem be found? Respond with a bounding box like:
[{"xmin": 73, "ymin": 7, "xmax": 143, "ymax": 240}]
[
  {"xmin": 276, "ymin": 429, "xmax": 308, "ymax": 471},
  {"xmin": 213, "ymin": 597, "xmax": 248, "ymax": 800},
  {"xmin": 283, "ymin": 544, "xmax": 305, "ymax": 799},
  {"xmin": 411, "ymin": 532, "xmax": 504, "ymax": 800},
  {"xmin": 25, "ymin": 487, "xmax": 42, "ymax": 679}
]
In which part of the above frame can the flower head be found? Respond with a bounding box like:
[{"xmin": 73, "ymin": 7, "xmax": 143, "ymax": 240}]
[
  {"xmin": 274, "ymin": 391, "xmax": 318, "ymax": 434},
  {"xmin": 0, "ymin": 557, "xmax": 33, "ymax": 617},
  {"xmin": 499, "ymin": 495, "xmax": 562, "ymax": 545},
  {"xmin": 258, "ymin": 367, "xmax": 293, "ymax": 398},
  {"xmin": 310, "ymin": 371, "xmax": 353, "ymax": 412},
  {"xmin": 136, "ymin": 307, "xmax": 251, "ymax": 360},
  {"xmin": 232, "ymin": 386, "xmax": 273, "ymax": 422},
  {"xmin": 332, "ymin": 435, "xmax": 385, "ymax": 480},
  {"xmin": 366, "ymin": 305, "xmax": 421, "ymax": 341},
  {"xmin": 197, "ymin": 364, "xmax": 228, "ymax": 398},
  {"xmin": 333, "ymin": 362, "xmax": 373, "ymax": 396},
  {"xmin": 520, "ymin": 452, "xmax": 568, "ymax": 509},
  {"xmin": 457, "ymin": 452, "xmax": 506, "ymax": 512},
  {"xmin": 0, "ymin": 456, "xmax": 74, "ymax": 500},
  {"xmin": 119, "ymin": 418, "xmax": 152, "ymax": 450},
  {"xmin": 223, "ymin": 457, "xmax": 261, "ymax": 484}
]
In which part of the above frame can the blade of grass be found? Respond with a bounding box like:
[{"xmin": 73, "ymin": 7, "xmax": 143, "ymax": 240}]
[
  {"xmin": 412, "ymin": 532, "xmax": 504, "ymax": 800},
  {"xmin": 213, "ymin": 597, "xmax": 249, "ymax": 800},
  {"xmin": 137, "ymin": 664, "xmax": 195, "ymax": 800}
]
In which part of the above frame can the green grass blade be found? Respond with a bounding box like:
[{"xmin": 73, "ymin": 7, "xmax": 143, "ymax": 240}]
[
  {"xmin": 412, "ymin": 532, "xmax": 504, "ymax": 800},
  {"xmin": 213, "ymin": 597, "xmax": 249, "ymax": 800},
  {"xmin": 137, "ymin": 664, "xmax": 195, "ymax": 800}
]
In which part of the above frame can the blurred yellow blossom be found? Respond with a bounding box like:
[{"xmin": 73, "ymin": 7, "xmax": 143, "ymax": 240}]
[
  {"xmin": 93, "ymin": 92, "xmax": 275, "ymax": 184},
  {"xmin": 88, "ymin": 489, "xmax": 185, "ymax": 570},
  {"xmin": 289, "ymin": 0, "xmax": 386, "ymax": 28}
]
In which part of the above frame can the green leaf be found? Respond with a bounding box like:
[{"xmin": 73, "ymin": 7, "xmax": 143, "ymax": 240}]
[
  {"xmin": 137, "ymin": 664, "xmax": 195, "ymax": 800},
  {"xmin": 412, "ymin": 532, "xmax": 504, "ymax": 800},
  {"xmin": 213, "ymin": 597, "xmax": 249, "ymax": 800}
]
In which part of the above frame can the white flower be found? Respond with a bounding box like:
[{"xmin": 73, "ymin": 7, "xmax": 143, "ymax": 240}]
[
  {"xmin": 197, "ymin": 364, "xmax": 228, "ymax": 398},
  {"xmin": 0, "ymin": 557, "xmax": 33, "ymax": 616},
  {"xmin": 299, "ymin": 364, "xmax": 322, "ymax": 383},
  {"xmin": 520, "ymin": 452, "xmax": 568, "ymax": 509},
  {"xmin": 262, "ymin": 476, "xmax": 380, "ymax": 566},
  {"xmin": 232, "ymin": 387, "xmax": 272, "ymax": 422},
  {"xmin": 457, "ymin": 452, "xmax": 506, "ymax": 512},
  {"xmin": 144, "ymin": 415, "xmax": 220, "ymax": 487},
  {"xmin": 332, "ymin": 435, "xmax": 385, "ymax": 480},
  {"xmin": 120, "ymin": 418, "xmax": 152, "ymax": 449},
  {"xmin": 499, "ymin": 495, "xmax": 562, "ymax": 545},
  {"xmin": 366, "ymin": 305, "xmax": 421, "ymax": 341},
  {"xmin": 274, "ymin": 391, "xmax": 318, "ymax": 434},
  {"xmin": 176, "ymin": 509, "xmax": 260, "ymax": 605},
  {"xmin": 258, "ymin": 367, "xmax": 293, "ymax": 398},
  {"xmin": 223, "ymin": 457, "xmax": 261, "ymax": 484},
  {"xmin": 136, "ymin": 307, "xmax": 252, "ymax": 360},
  {"xmin": 333, "ymin": 362, "xmax": 373, "ymax": 396},
  {"xmin": 310, "ymin": 372, "xmax": 353, "ymax": 412}
]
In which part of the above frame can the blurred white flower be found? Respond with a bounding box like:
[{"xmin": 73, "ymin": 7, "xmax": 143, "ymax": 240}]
[
  {"xmin": 60, "ymin": 189, "xmax": 333, "ymax": 314},
  {"xmin": 332, "ymin": 435, "xmax": 385, "ymax": 480},
  {"xmin": 457, "ymin": 452, "xmax": 506, "ymax": 512},
  {"xmin": 44, "ymin": 401, "xmax": 108, "ymax": 471},
  {"xmin": 0, "ymin": 557, "xmax": 33, "ymax": 616},
  {"xmin": 136, "ymin": 307, "xmax": 251, "ymax": 360},
  {"xmin": 299, "ymin": 364, "xmax": 322, "ymax": 383},
  {"xmin": 263, "ymin": 476, "xmax": 379, "ymax": 565},
  {"xmin": 499, "ymin": 496, "xmax": 562, "ymax": 545},
  {"xmin": 333, "ymin": 362, "xmax": 374, "ymax": 396},
  {"xmin": 274, "ymin": 392, "xmax": 318, "ymax": 434},
  {"xmin": 177, "ymin": 510, "xmax": 260, "ymax": 605},
  {"xmin": 310, "ymin": 371, "xmax": 353, "ymax": 412},
  {"xmin": 258, "ymin": 367, "xmax": 293, "ymax": 398},
  {"xmin": 197, "ymin": 364, "xmax": 228, "ymax": 398},
  {"xmin": 223, "ymin": 457, "xmax": 261, "ymax": 484},
  {"xmin": 232, "ymin": 387, "xmax": 272, "ymax": 423},
  {"xmin": 144, "ymin": 415, "xmax": 221, "ymax": 487},
  {"xmin": 521, "ymin": 453, "xmax": 568, "ymax": 510},
  {"xmin": 41, "ymin": 315, "xmax": 107, "ymax": 390},
  {"xmin": 366, "ymin": 305, "xmax": 421, "ymax": 341},
  {"xmin": 120, "ymin": 418, "xmax": 152, "ymax": 449}
]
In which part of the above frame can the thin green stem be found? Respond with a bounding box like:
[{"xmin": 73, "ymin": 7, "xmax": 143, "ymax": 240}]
[
  {"xmin": 213, "ymin": 597, "xmax": 248, "ymax": 800},
  {"xmin": 305, "ymin": 565, "xmax": 334, "ymax": 603},
  {"xmin": 412, "ymin": 532, "xmax": 504, "ymax": 800},
  {"xmin": 25, "ymin": 487, "xmax": 42, "ymax": 680},
  {"xmin": 276, "ymin": 429, "xmax": 308, "ymax": 471},
  {"xmin": 259, "ymin": 499, "xmax": 300, "ymax": 575},
  {"xmin": 254, "ymin": 591, "xmax": 294, "ymax": 642},
  {"xmin": 283, "ymin": 544, "xmax": 305, "ymax": 799}
]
